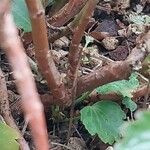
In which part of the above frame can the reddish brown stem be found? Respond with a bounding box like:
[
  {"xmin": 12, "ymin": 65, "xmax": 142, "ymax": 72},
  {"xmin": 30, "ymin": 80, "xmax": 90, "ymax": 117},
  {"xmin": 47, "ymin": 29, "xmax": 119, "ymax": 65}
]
[
  {"xmin": 48, "ymin": 0, "xmax": 96, "ymax": 44},
  {"xmin": 48, "ymin": 3, "xmax": 91, "ymax": 43},
  {"xmin": 25, "ymin": 0, "xmax": 69, "ymax": 105},
  {"xmin": 77, "ymin": 61, "xmax": 131, "ymax": 96},
  {"xmin": 48, "ymin": 0, "xmax": 87, "ymax": 27},
  {"xmin": 10, "ymin": 84, "xmax": 150, "ymax": 114},
  {"xmin": 43, "ymin": 33, "xmax": 150, "ymax": 106},
  {"xmin": 41, "ymin": 35, "xmax": 150, "ymax": 106},
  {"xmin": 22, "ymin": 41, "xmax": 149, "ymax": 108},
  {"xmin": 0, "ymin": 1, "xmax": 49, "ymax": 149},
  {"xmin": 77, "ymin": 44, "xmax": 149, "ymax": 96},
  {"xmin": 67, "ymin": 0, "xmax": 97, "ymax": 88},
  {"xmin": 66, "ymin": 0, "xmax": 97, "ymax": 140}
]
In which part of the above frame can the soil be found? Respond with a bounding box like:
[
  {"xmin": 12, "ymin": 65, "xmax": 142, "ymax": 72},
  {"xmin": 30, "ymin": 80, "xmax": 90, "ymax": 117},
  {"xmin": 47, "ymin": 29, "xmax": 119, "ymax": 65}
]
[{"xmin": 0, "ymin": 0, "xmax": 150, "ymax": 150}]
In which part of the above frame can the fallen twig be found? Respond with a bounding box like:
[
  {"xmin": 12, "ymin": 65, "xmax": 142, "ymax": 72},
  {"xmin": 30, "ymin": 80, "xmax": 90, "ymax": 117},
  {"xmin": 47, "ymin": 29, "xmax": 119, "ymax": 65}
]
[{"xmin": 51, "ymin": 142, "xmax": 72, "ymax": 150}]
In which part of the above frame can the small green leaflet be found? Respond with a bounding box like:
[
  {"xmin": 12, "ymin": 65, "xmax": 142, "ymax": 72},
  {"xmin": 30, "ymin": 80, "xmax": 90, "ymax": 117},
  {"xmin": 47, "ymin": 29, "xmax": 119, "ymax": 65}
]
[
  {"xmin": 96, "ymin": 73, "xmax": 139, "ymax": 112},
  {"xmin": 114, "ymin": 111, "xmax": 150, "ymax": 150},
  {"xmin": 96, "ymin": 73, "xmax": 139, "ymax": 98},
  {"xmin": 80, "ymin": 101, "xmax": 126, "ymax": 144},
  {"xmin": 0, "ymin": 122, "xmax": 20, "ymax": 150},
  {"xmin": 122, "ymin": 97, "xmax": 137, "ymax": 112},
  {"xmin": 11, "ymin": 0, "xmax": 32, "ymax": 32},
  {"xmin": 84, "ymin": 35, "xmax": 94, "ymax": 48}
]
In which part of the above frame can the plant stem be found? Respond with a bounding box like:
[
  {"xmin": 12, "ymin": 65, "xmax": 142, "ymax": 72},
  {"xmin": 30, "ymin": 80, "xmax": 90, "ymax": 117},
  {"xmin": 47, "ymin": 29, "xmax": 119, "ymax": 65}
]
[
  {"xmin": 67, "ymin": 0, "xmax": 97, "ymax": 89},
  {"xmin": 48, "ymin": 0, "xmax": 87, "ymax": 27},
  {"xmin": 48, "ymin": 2, "xmax": 90, "ymax": 43},
  {"xmin": 25, "ymin": 0, "xmax": 68, "ymax": 105},
  {"xmin": 66, "ymin": 0, "xmax": 97, "ymax": 141},
  {"xmin": 0, "ymin": 1, "xmax": 49, "ymax": 149},
  {"xmin": 42, "ymin": 31, "xmax": 150, "ymax": 106}
]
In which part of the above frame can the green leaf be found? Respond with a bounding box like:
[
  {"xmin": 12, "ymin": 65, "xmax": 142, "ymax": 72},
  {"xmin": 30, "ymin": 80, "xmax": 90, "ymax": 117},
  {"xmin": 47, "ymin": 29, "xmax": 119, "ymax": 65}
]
[
  {"xmin": 11, "ymin": 0, "xmax": 32, "ymax": 32},
  {"xmin": 80, "ymin": 101, "xmax": 126, "ymax": 144},
  {"xmin": 122, "ymin": 97, "xmax": 137, "ymax": 112},
  {"xmin": 96, "ymin": 73, "xmax": 139, "ymax": 98},
  {"xmin": 0, "ymin": 122, "xmax": 20, "ymax": 150},
  {"xmin": 114, "ymin": 111, "xmax": 150, "ymax": 150},
  {"xmin": 11, "ymin": 0, "xmax": 54, "ymax": 32}
]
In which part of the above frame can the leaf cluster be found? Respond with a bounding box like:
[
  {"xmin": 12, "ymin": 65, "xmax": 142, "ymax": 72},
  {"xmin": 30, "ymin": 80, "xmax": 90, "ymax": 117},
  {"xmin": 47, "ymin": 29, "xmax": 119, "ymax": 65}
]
[{"xmin": 80, "ymin": 73, "xmax": 139, "ymax": 144}]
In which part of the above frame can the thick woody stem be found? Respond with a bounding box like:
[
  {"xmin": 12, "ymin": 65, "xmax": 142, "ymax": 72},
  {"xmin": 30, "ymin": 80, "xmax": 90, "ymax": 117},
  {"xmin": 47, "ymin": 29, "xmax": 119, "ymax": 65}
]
[
  {"xmin": 25, "ymin": 0, "xmax": 68, "ymax": 104},
  {"xmin": 25, "ymin": 39, "xmax": 150, "ymax": 107},
  {"xmin": 48, "ymin": 0, "xmax": 87, "ymax": 27},
  {"xmin": 77, "ymin": 61, "xmax": 131, "ymax": 96},
  {"xmin": 0, "ymin": 69, "xmax": 30, "ymax": 150},
  {"xmin": 0, "ymin": 1, "xmax": 49, "ymax": 149},
  {"xmin": 77, "ymin": 33, "xmax": 150, "ymax": 96},
  {"xmin": 42, "ymin": 31, "xmax": 150, "ymax": 106},
  {"xmin": 10, "ymin": 84, "xmax": 150, "ymax": 114}
]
